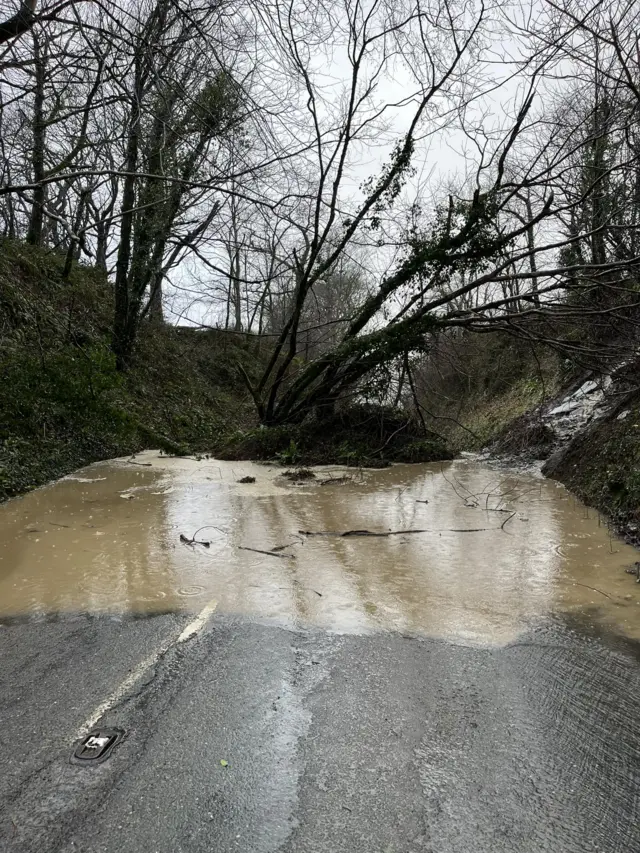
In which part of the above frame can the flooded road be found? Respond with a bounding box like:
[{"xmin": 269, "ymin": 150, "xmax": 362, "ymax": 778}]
[
  {"xmin": 1, "ymin": 452, "xmax": 639, "ymax": 641},
  {"xmin": 1, "ymin": 454, "xmax": 639, "ymax": 853}
]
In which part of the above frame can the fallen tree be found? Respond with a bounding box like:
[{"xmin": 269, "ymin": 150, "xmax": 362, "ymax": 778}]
[{"xmin": 240, "ymin": 1, "xmax": 640, "ymax": 427}]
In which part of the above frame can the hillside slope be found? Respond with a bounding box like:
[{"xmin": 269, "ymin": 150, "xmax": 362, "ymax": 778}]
[
  {"xmin": 0, "ymin": 240, "xmax": 258, "ymax": 500},
  {"xmin": 541, "ymin": 365, "xmax": 640, "ymax": 543},
  {"xmin": 416, "ymin": 331, "xmax": 640, "ymax": 537}
]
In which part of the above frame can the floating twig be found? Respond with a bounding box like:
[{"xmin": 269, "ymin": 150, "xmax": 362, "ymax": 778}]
[
  {"xmin": 299, "ymin": 526, "xmax": 493, "ymax": 538},
  {"xmin": 319, "ymin": 476, "xmax": 353, "ymax": 485},
  {"xmin": 270, "ymin": 541, "xmax": 303, "ymax": 552},
  {"xmin": 568, "ymin": 581, "xmax": 614, "ymax": 600},
  {"xmin": 180, "ymin": 533, "xmax": 211, "ymax": 548},
  {"xmin": 239, "ymin": 546, "xmax": 295, "ymax": 559},
  {"xmin": 193, "ymin": 525, "xmax": 225, "ymax": 539},
  {"xmin": 179, "ymin": 526, "xmax": 224, "ymax": 548},
  {"xmin": 248, "ymin": 584, "xmax": 321, "ymax": 596},
  {"xmin": 500, "ymin": 512, "xmax": 517, "ymax": 532}
]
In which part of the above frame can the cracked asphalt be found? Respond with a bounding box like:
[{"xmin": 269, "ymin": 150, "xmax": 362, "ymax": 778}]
[{"xmin": 1, "ymin": 611, "xmax": 639, "ymax": 853}]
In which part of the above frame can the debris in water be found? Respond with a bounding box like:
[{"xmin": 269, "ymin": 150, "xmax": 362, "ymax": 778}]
[
  {"xmin": 237, "ymin": 476, "xmax": 256, "ymax": 484},
  {"xmin": 568, "ymin": 581, "xmax": 615, "ymax": 600},
  {"xmin": 283, "ymin": 468, "xmax": 316, "ymax": 482},
  {"xmin": 299, "ymin": 528, "xmax": 395, "ymax": 538},
  {"xmin": 500, "ymin": 512, "xmax": 516, "ymax": 532},
  {"xmin": 239, "ymin": 545, "xmax": 295, "ymax": 559},
  {"xmin": 180, "ymin": 529, "xmax": 211, "ymax": 548},
  {"xmin": 625, "ymin": 562, "xmax": 640, "ymax": 581},
  {"xmin": 180, "ymin": 525, "xmax": 225, "ymax": 547},
  {"xmin": 299, "ymin": 525, "xmax": 495, "ymax": 538},
  {"xmin": 319, "ymin": 475, "xmax": 353, "ymax": 485},
  {"xmin": 270, "ymin": 541, "xmax": 303, "ymax": 552}
]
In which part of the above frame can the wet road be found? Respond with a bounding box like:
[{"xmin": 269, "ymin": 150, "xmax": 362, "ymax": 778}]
[{"xmin": 1, "ymin": 455, "xmax": 639, "ymax": 852}]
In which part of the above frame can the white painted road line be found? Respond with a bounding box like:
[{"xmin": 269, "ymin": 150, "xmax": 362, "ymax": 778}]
[
  {"xmin": 177, "ymin": 599, "xmax": 219, "ymax": 643},
  {"xmin": 75, "ymin": 599, "xmax": 218, "ymax": 740}
]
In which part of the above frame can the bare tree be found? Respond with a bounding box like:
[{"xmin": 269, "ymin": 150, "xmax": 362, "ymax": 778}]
[
  {"xmin": 2, "ymin": 0, "xmax": 640, "ymax": 419},
  {"xmin": 235, "ymin": 0, "xmax": 640, "ymax": 424}
]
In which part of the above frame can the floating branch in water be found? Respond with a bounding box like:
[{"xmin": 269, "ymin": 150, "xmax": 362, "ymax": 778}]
[
  {"xmin": 239, "ymin": 546, "xmax": 296, "ymax": 559},
  {"xmin": 298, "ymin": 526, "xmax": 494, "ymax": 538},
  {"xmin": 500, "ymin": 512, "xmax": 517, "ymax": 532},
  {"xmin": 180, "ymin": 533, "xmax": 211, "ymax": 548},
  {"xmin": 566, "ymin": 581, "xmax": 614, "ymax": 600},
  {"xmin": 125, "ymin": 457, "xmax": 152, "ymax": 466},
  {"xmin": 179, "ymin": 525, "xmax": 226, "ymax": 548}
]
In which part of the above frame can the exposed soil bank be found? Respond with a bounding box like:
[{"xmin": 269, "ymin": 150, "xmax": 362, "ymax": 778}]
[
  {"xmin": 414, "ymin": 330, "xmax": 640, "ymax": 546},
  {"xmin": 542, "ymin": 386, "xmax": 640, "ymax": 546},
  {"xmin": 487, "ymin": 361, "xmax": 640, "ymax": 545}
]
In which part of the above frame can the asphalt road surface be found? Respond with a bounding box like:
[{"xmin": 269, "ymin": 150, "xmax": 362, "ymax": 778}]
[{"xmin": 1, "ymin": 610, "xmax": 639, "ymax": 853}]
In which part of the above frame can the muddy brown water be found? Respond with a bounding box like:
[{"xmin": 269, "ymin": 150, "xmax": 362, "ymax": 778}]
[{"xmin": 1, "ymin": 452, "xmax": 639, "ymax": 644}]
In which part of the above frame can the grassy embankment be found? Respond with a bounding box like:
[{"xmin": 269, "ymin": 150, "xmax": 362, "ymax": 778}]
[
  {"xmin": 417, "ymin": 332, "xmax": 564, "ymax": 454},
  {"xmin": 0, "ymin": 240, "xmax": 258, "ymax": 499}
]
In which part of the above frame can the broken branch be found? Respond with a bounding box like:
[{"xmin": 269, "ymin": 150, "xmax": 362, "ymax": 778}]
[{"xmin": 239, "ymin": 546, "xmax": 296, "ymax": 559}]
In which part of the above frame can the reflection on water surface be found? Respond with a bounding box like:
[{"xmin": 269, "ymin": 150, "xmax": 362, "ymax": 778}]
[{"xmin": 1, "ymin": 452, "xmax": 638, "ymax": 643}]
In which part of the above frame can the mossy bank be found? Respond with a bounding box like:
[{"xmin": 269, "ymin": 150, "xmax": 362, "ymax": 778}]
[{"xmin": 0, "ymin": 240, "xmax": 260, "ymax": 500}]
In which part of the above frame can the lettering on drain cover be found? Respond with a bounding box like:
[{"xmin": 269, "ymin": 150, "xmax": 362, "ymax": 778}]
[{"xmin": 72, "ymin": 729, "xmax": 123, "ymax": 765}]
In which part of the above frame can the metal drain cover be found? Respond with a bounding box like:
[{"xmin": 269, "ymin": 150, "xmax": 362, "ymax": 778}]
[{"xmin": 72, "ymin": 729, "xmax": 123, "ymax": 765}]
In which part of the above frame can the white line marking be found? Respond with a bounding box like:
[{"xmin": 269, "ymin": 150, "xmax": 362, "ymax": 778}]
[
  {"xmin": 177, "ymin": 599, "xmax": 219, "ymax": 643},
  {"xmin": 75, "ymin": 599, "xmax": 218, "ymax": 740}
]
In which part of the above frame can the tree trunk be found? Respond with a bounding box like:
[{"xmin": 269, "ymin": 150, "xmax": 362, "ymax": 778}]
[
  {"xmin": 112, "ymin": 54, "xmax": 142, "ymax": 370},
  {"xmin": 112, "ymin": 307, "xmax": 140, "ymax": 371},
  {"xmin": 0, "ymin": 0, "xmax": 37, "ymax": 46},
  {"xmin": 525, "ymin": 192, "xmax": 540, "ymax": 308},
  {"xmin": 233, "ymin": 248, "xmax": 242, "ymax": 332},
  {"xmin": 95, "ymin": 220, "xmax": 108, "ymax": 271},
  {"xmin": 148, "ymin": 275, "xmax": 164, "ymax": 324},
  {"xmin": 26, "ymin": 33, "xmax": 46, "ymax": 246}
]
